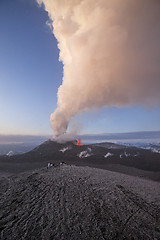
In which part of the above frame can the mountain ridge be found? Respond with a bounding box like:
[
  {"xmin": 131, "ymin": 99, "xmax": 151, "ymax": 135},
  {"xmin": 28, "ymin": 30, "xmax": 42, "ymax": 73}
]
[{"xmin": 0, "ymin": 139, "xmax": 160, "ymax": 181}]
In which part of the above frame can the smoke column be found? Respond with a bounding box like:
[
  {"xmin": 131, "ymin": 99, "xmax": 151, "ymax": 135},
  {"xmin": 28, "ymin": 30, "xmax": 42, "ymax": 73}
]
[{"xmin": 37, "ymin": 0, "xmax": 160, "ymax": 136}]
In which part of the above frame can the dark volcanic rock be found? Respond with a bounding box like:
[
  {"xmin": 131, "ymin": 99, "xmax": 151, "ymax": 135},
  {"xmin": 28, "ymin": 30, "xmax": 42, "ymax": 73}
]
[
  {"xmin": 0, "ymin": 140, "xmax": 160, "ymax": 181},
  {"xmin": 0, "ymin": 165, "xmax": 160, "ymax": 240}
]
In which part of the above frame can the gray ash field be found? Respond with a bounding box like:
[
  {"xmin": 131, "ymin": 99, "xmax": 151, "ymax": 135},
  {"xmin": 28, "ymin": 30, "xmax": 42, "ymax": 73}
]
[
  {"xmin": 1, "ymin": 165, "xmax": 160, "ymax": 240},
  {"xmin": 0, "ymin": 140, "xmax": 160, "ymax": 239}
]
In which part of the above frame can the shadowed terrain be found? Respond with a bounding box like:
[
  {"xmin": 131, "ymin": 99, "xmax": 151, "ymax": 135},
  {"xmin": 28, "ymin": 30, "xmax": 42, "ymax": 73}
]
[
  {"xmin": 0, "ymin": 165, "xmax": 160, "ymax": 240},
  {"xmin": 0, "ymin": 140, "xmax": 160, "ymax": 181},
  {"xmin": 0, "ymin": 140, "xmax": 160, "ymax": 239}
]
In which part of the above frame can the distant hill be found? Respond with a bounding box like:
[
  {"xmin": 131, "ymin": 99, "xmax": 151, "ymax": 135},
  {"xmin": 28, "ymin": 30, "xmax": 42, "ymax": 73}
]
[
  {"xmin": 0, "ymin": 139, "xmax": 160, "ymax": 181},
  {"xmin": 81, "ymin": 131, "xmax": 160, "ymax": 142}
]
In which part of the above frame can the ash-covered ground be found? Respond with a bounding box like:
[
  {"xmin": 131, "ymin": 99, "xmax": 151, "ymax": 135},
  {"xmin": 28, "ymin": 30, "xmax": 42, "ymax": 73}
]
[
  {"xmin": 0, "ymin": 164, "xmax": 160, "ymax": 240},
  {"xmin": 0, "ymin": 140, "xmax": 160, "ymax": 239}
]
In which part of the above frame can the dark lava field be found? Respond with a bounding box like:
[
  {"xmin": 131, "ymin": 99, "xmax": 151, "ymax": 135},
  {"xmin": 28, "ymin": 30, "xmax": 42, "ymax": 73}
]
[
  {"xmin": 0, "ymin": 140, "xmax": 160, "ymax": 239},
  {"xmin": 0, "ymin": 139, "xmax": 160, "ymax": 181}
]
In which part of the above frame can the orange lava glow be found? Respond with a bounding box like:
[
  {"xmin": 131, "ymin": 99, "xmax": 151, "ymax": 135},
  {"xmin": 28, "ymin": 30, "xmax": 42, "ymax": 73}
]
[{"xmin": 76, "ymin": 138, "xmax": 83, "ymax": 146}]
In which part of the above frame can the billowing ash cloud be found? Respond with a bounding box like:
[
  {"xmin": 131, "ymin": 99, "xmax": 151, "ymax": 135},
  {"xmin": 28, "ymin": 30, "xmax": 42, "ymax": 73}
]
[{"xmin": 37, "ymin": 0, "xmax": 160, "ymax": 136}]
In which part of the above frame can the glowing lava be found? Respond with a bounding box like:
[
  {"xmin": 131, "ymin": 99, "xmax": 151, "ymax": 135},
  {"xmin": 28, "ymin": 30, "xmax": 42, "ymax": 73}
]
[{"xmin": 76, "ymin": 138, "xmax": 83, "ymax": 146}]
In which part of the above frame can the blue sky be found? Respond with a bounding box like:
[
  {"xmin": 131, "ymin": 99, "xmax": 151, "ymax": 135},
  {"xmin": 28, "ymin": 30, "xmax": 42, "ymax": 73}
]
[{"xmin": 0, "ymin": 0, "xmax": 160, "ymax": 136}]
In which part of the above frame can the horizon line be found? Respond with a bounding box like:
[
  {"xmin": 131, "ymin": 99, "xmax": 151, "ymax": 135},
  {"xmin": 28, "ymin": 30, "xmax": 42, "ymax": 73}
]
[{"xmin": 0, "ymin": 130, "xmax": 160, "ymax": 138}]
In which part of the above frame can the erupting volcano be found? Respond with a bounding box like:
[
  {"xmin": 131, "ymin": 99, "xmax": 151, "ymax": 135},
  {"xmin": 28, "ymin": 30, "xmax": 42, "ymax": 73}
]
[{"xmin": 76, "ymin": 138, "xmax": 83, "ymax": 146}]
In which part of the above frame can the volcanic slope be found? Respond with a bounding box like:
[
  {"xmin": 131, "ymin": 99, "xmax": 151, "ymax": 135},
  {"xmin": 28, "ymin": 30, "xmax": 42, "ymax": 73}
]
[
  {"xmin": 0, "ymin": 139, "xmax": 160, "ymax": 181},
  {"xmin": 0, "ymin": 165, "xmax": 160, "ymax": 240}
]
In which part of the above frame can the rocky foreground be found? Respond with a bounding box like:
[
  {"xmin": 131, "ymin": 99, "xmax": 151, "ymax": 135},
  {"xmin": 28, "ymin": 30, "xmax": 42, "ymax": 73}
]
[{"xmin": 0, "ymin": 164, "xmax": 160, "ymax": 240}]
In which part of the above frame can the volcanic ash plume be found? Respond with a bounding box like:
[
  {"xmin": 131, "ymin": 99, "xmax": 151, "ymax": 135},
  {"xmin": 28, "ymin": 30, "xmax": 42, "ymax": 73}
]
[{"xmin": 37, "ymin": 0, "xmax": 160, "ymax": 135}]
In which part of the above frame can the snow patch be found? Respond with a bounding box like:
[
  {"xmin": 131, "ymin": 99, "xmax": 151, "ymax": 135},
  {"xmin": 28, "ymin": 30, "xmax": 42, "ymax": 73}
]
[
  {"xmin": 119, "ymin": 152, "xmax": 130, "ymax": 158},
  {"xmin": 6, "ymin": 151, "xmax": 14, "ymax": 157},
  {"xmin": 78, "ymin": 151, "xmax": 91, "ymax": 158},
  {"xmin": 104, "ymin": 152, "xmax": 114, "ymax": 158},
  {"xmin": 152, "ymin": 148, "xmax": 160, "ymax": 154},
  {"xmin": 78, "ymin": 148, "xmax": 93, "ymax": 158},
  {"xmin": 124, "ymin": 152, "xmax": 130, "ymax": 157},
  {"xmin": 60, "ymin": 146, "xmax": 71, "ymax": 153},
  {"xmin": 87, "ymin": 147, "xmax": 92, "ymax": 152},
  {"xmin": 120, "ymin": 152, "xmax": 140, "ymax": 158},
  {"xmin": 133, "ymin": 153, "xmax": 140, "ymax": 157}
]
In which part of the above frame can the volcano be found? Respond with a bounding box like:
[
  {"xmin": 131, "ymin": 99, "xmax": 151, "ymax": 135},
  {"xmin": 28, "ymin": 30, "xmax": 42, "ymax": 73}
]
[{"xmin": 0, "ymin": 139, "xmax": 160, "ymax": 181}]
